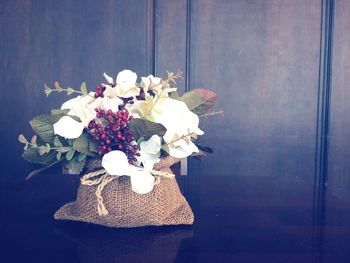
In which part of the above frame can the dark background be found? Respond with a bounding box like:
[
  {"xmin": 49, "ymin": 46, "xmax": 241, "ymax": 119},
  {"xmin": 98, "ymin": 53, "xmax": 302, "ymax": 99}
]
[{"xmin": 1, "ymin": 0, "xmax": 349, "ymax": 200}]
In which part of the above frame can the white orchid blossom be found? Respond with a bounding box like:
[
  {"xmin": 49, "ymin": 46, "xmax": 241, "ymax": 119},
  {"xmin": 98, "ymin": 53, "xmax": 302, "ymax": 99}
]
[
  {"xmin": 103, "ymin": 70, "xmax": 139, "ymax": 98},
  {"xmin": 53, "ymin": 94, "xmax": 100, "ymax": 139},
  {"xmin": 101, "ymin": 150, "xmax": 155, "ymax": 194},
  {"xmin": 151, "ymin": 98, "xmax": 203, "ymax": 157},
  {"xmin": 53, "ymin": 116, "xmax": 85, "ymax": 139},
  {"xmin": 141, "ymin": 75, "xmax": 162, "ymax": 93},
  {"xmin": 60, "ymin": 94, "xmax": 98, "ymax": 126},
  {"xmin": 139, "ymin": 135, "xmax": 161, "ymax": 171},
  {"xmin": 141, "ymin": 74, "xmax": 177, "ymax": 97},
  {"xmin": 162, "ymin": 134, "xmax": 200, "ymax": 158}
]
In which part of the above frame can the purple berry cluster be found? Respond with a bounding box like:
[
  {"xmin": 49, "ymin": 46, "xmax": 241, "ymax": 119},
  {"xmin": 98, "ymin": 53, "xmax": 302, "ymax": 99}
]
[{"xmin": 87, "ymin": 108, "xmax": 139, "ymax": 164}]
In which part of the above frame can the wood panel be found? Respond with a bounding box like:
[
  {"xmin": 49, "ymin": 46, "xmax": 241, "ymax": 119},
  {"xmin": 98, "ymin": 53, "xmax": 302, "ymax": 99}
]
[
  {"xmin": 328, "ymin": 0, "xmax": 350, "ymax": 201},
  {"xmin": 155, "ymin": 0, "xmax": 187, "ymax": 93},
  {"xmin": 187, "ymin": 0, "xmax": 322, "ymax": 181},
  {"xmin": 0, "ymin": 0, "xmax": 150, "ymax": 183}
]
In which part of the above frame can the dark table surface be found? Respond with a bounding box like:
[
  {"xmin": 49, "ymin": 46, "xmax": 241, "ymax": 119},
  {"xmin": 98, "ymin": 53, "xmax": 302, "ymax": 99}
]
[{"xmin": 1, "ymin": 171, "xmax": 350, "ymax": 263}]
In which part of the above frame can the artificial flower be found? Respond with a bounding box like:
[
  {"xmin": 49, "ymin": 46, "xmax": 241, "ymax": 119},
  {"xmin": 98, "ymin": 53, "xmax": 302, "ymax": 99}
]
[
  {"xmin": 101, "ymin": 150, "xmax": 155, "ymax": 194},
  {"xmin": 103, "ymin": 70, "xmax": 139, "ymax": 98},
  {"xmin": 60, "ymin": 94, "xmax": 98, "ymax": 127},
  {"xmin": 53, "ymin": 116, "xmax": 85, "ymax": 139},
  {"xmin": 139, "ymin": 135, "xmax": 161, "ymax": 171},
  {"xmin": 162, "ymin": 134, "xmax": 200, "ymax": 158}
]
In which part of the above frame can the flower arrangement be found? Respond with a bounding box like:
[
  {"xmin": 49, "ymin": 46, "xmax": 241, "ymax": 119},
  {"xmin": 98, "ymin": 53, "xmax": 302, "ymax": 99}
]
[{"xmin": 19, "ymin": 70, "xmax": 221, "ymax": 195}]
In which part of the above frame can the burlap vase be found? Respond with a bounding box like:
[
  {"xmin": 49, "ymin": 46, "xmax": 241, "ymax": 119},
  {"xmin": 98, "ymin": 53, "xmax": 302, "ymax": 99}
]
[{"xmin": 54, "ymin": 157, "xmax": 194, "ymax": 228}]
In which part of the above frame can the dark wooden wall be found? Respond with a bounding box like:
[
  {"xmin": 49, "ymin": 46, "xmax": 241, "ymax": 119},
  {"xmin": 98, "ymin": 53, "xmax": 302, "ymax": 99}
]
[{"xmin": 1, "ymin": 0, "xmax": 349, "ymax": 201}]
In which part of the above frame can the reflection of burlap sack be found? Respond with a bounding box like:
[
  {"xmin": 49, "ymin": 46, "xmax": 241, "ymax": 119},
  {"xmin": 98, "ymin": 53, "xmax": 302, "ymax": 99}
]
[
  {"xmin": 54, "ymin": 157, "xmax": 194, "ymax": 228},
  {"xmin": 56, "ymin": 224, "xmax": 193, "ymax": 263}
]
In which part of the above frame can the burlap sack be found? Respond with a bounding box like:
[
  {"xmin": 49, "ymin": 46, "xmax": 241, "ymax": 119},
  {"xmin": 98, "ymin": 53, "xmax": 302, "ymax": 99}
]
[{"xmin": 54, "ymin": 157, "xmax": 194, "ymax": 228}]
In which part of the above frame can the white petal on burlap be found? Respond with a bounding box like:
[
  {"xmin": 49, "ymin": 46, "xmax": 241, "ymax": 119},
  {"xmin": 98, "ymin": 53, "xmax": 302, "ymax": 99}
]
[{"xmin": 101, "ymin": 150, "xmax": 155, "ymax": 194}]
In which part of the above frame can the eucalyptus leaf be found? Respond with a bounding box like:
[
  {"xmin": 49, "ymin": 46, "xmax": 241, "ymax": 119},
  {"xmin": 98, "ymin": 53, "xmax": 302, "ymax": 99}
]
[
  {"xmin": 38, "ymin": 146, "xmax": 47, "ymax": 156},
  {"xmin": 56, "ymin": 151, "xmax": 62, "ymax": 160},
  {"xmin": 31, "ymin": 135, "xmax": 38, "ymax": 145},
  {"xmin": 80, "ymin": 82, "xmax": 88, "ymax": 96},
  {"xmin": 66, "ymin": 87, "xmax": 74, "ymax": 95},
  {"xmin": 129, "ymin": 118, "xmax": 167, "ymax": 141},
  {"xmin": 44, "ymin": 84, "xmax": 52, "ymax": 97},
  {"xmin": 45, "ymin": 143, "xmax": 51, "ymax": 152},
  {"xmin": 53, "ymin": 136, "xmax": 63, "ymax": 147},
  {"xmin": 18, "ymin": 134, "xmax": 28, "ymax": 144},
  {"xmin": 66, "ymin": 149, "xmax": 75, "ymax": 161}
]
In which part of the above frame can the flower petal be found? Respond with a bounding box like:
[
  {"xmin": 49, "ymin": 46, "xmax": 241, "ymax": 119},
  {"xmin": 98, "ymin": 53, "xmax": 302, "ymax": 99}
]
[
  {"xmin": 103, "ymin": 72, "xmax": 114, "ymax": 85},
  {"xmin": 129, "ymin": 169, "xmax": 155, "ymax": 194},
  {"xmin": 163, "ymin": 139, "xmax": 199, "ymax": 158},
  {"xmin": 53, "ymin": 116, "xmax": 84, "ymax": 139},
  {"xmin": 116, "ymin": 69, "xmax": 137, "ymax": 88},
  {"xmin": 102, "ymin": 151, "xmax": 130, "ymax": 176}
]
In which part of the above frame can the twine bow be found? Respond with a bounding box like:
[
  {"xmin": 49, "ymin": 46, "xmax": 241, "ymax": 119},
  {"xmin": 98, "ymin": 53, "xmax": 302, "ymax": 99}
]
[{"xmin": 80, "ymin": 169, "xmax": 174, "ymax": 216}]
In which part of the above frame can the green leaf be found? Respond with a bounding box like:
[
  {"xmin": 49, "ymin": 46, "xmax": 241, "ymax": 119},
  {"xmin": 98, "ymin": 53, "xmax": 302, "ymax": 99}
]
[
  {"xmin": 73, "ymin": 133, "xmax": 90, "ymax": 154},
  {"xmin": 53, "ymin": 136, "xmax": 63, "ymax": 147},
  {"xmin": 78, "ymin": 152, "xmax": 87, "ymax": 162},
  {"xmin": 129, "ymin": 118, "xmax": 167, "ymax": 141},
  {"xmin": 177, "ymin": 88, "xmax": 218, "ymax": 115},
  {"xmin": 51, "ymin": 109, "xmax": 70, "ymax": 115},
  {"xmin": 89, "ymin": 140, "xmax": 99, "ymax": 153},
  {"xmin": 18, "ymin": 134, "xmax": 28, "ymax": 144},
  {"xmin": 169, "ymin": 91, "xmax": 180, "ymax": 100},
  {"xmin": 56, "ymin": 151, "xmax": 62, "ymax": 160},
  {"xmin": 66, "ymin": 87, "xmax": 74, "ymax": 95},
  {"xmin": 80, "ymin": 82, "xmax": 88, "ymax": 96},
  {"xmin": 23, "ymin": 147, "xmax": 56, "ymax": 165},
  {"xmin": 29, "ymin": 113, "xmax": 65, "ymax": 143},
  {"xmin": 44, "ymin": 84, "xmax": 52, "ymax": 97},
  {"xmin": 38, "ymin": 146, "xmax": 47, "ymax": 156},
  {"xmin": 31, "ymin": 135, "xmax": 38, "ymax": 145},
  {"xmin": 63, "ymin": 157, "xmax": 86, "ymax": 175},
  {"xmin": 66, "ymin": 149, "xmax": 75, "ymax": 161},
  {"xmin": 24, "ymin": 144, "xmax": 28, "ymax": 151},
  {"xmin": 45, "ymin": 143, "xmax": 51, "ymax": 152}
]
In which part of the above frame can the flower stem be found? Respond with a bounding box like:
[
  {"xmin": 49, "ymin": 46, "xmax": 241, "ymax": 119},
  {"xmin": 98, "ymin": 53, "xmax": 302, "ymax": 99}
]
[{"xmin": 199, "ymin": 110, "xmax": 224, "ymax": 118}]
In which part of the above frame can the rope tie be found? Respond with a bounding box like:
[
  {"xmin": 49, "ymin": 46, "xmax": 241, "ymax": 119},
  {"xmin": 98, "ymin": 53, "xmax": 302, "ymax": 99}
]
[{"xmin": 80, "ymin": 169, "xmax": 174, "ymax": 216}]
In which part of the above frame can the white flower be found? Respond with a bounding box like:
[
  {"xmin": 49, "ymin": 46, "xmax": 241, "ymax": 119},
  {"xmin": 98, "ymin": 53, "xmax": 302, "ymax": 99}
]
[
  {"xmin": 100, "ymin": 97, "xmax": 123, "ymax": 112},
  {"xmin": 103, "ymin": 70, "xmax": 139, "ymax": 98},
  {"xmin": 141, "ymin": 75, "xmax": 162, "ymax": 93},
  {"xmin": 61, "ymin": 95, "xmax": 97, "ymax": 127},
  {"xmin": 139, "ymin": 135, "xmax": 161, "ymax": 171},
  {"xmin": 53, "ymin": 116, "xmax": 85, "ymax": 139},
  {"xmin": 162, "ymin": 135, "xmax": 200, "ymax": 158},
  {"xmin": 116, "ymin": 69, "xmax": 137, "ymax": 89},
  {"xmin": 150, "ymin": 98, "xmax": 203, "ymax": 157},
  {"xmin": 102, "ymin": 150, "xmax": 155, "ymax": 194},
  {"xmin": 141, "ymin": 75, "xmax": 177, "ymax": 97}
]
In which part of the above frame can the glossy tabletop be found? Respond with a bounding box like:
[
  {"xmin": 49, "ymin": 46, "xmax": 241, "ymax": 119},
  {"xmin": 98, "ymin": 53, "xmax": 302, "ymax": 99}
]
[{"xmin": 1, "ymin": 172, "xmax": 350, "ymax": 263}]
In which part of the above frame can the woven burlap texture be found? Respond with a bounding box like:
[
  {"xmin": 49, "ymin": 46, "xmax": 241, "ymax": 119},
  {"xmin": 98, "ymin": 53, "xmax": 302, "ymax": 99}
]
[{"xmin": 54, "ymin": 157, "xmax": 194, "ymax": 228}]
